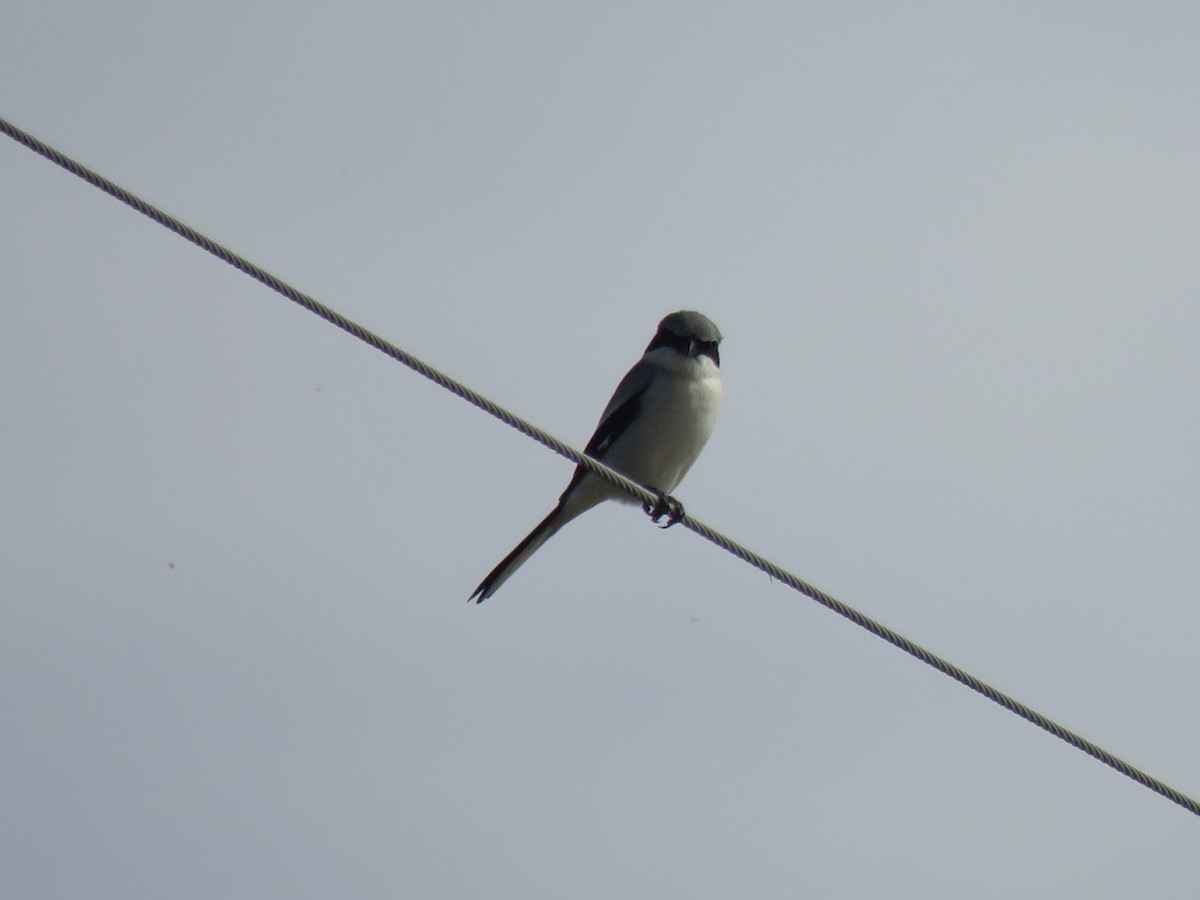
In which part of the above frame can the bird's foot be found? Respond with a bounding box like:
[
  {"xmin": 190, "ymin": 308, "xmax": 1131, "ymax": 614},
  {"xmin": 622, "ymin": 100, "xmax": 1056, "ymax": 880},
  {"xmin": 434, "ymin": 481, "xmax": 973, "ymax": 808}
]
[{"xmin": 644, "ymin": 492, "xmax": 685, "ymax": 528}]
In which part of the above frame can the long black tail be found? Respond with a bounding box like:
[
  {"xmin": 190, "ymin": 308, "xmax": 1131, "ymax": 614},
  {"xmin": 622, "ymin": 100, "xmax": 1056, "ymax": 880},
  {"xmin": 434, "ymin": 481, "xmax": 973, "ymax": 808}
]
[{"xmin": 469, "ymin": 502, "xmax": 570, "ymax": 603}]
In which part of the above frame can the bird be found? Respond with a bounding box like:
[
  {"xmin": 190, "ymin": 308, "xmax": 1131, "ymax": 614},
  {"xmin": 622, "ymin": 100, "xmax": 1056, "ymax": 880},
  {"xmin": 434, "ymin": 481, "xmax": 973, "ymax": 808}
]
[{"xmin": 470, "ymin": 310, "xmax": 723, "ymax": 602}]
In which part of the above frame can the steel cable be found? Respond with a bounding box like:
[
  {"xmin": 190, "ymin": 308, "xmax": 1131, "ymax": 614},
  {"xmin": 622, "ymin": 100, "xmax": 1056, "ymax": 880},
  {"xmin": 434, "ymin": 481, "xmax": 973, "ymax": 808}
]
[{"xmin": 4, "ymin": 114, "xmax": 1196, "ymax": 818}]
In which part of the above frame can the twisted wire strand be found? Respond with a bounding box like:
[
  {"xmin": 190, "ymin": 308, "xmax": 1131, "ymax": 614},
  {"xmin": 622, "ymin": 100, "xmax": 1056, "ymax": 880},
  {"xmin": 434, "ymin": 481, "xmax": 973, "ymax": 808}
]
[
  {"xmin": 4, "ymin": 114, "xmax": 1197, "ymax": 818},
  {"xmin": 0, "ymin": 117, "xmax": 652, "ymax": 502},
  {"xmin": 681, "ymin": 514, "xmax": 1200, "ymax": 811}
]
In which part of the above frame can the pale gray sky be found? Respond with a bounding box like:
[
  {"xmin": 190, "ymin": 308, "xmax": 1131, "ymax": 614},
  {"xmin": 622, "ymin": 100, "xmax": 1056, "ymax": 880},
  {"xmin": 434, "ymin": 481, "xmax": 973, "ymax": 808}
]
[{"xmin": 3, "ymin": 3, "xmax": 1200, "ymax": 898}]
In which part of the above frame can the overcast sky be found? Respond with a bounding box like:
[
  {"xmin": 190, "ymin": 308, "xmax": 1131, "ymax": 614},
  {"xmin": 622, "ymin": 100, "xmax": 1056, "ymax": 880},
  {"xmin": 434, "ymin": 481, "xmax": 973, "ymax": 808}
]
[{"xmin": 4, "ymin": 3, "xmax": 1200, "ymax": 898}]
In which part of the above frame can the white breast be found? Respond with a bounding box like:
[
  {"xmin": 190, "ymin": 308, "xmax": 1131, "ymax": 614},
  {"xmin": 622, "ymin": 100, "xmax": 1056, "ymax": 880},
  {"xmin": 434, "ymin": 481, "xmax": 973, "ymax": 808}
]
[{"xmin": 602, "ymin": 354, "xmax": 722, "ymax": 497}]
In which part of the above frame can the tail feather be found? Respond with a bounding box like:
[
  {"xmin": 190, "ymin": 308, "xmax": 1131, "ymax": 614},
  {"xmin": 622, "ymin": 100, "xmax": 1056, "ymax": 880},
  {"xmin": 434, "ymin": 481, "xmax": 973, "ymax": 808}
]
[
  {"xmin": 469, "ymin": 504, "xmax": 569, "ymax": 603},
  {"xmin": 470, "ymin": 470, "xmax": 614, "ymax": 602}
]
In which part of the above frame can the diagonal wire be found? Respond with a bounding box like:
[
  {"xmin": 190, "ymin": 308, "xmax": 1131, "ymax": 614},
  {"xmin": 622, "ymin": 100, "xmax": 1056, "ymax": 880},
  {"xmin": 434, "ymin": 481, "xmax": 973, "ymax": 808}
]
[{"xmin": 4, "ymin": 114, "xmax": 1198, "ymax": 819}]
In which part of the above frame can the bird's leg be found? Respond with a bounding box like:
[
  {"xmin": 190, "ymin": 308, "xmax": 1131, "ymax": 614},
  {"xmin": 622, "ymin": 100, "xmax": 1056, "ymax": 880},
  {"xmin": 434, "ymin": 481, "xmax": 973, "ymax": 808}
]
[
  {"xmin": 643, "ymin": 491, "xmax": 667, "ymax": 521},
  {"xmin": 644, "ymin": 491, "xmax": 685, "ymax": 528}
]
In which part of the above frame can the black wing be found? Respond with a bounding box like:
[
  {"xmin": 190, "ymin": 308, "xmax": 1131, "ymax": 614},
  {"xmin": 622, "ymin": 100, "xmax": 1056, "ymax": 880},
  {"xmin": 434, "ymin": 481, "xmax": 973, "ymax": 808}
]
[{"xmin": 556, "ymin": 363, "xmax": 653, "ymax": 499}]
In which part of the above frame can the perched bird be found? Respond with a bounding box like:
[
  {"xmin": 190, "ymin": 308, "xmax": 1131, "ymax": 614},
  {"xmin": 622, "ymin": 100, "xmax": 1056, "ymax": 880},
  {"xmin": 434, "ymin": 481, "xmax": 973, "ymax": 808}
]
[{"xmin": 470, "ymin": 310, "xmax": 723, "ymax": 602}]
